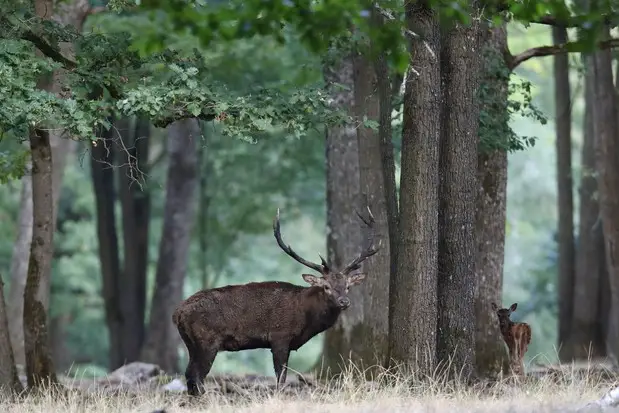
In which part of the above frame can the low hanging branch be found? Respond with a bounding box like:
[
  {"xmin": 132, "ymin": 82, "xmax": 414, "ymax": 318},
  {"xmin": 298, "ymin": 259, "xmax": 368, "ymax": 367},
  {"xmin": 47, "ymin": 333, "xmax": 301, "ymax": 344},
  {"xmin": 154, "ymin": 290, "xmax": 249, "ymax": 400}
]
[{"xmin": 507, "ymin": 37, "xmax": 619, "ymax": 70}]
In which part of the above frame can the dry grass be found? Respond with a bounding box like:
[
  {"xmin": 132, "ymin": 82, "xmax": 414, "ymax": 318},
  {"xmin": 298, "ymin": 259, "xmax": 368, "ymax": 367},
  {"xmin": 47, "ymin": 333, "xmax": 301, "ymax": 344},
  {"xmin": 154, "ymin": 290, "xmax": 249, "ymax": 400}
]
[{"xmin": 1, "ymin": 363, "xmax": 617, "ymax": 413}]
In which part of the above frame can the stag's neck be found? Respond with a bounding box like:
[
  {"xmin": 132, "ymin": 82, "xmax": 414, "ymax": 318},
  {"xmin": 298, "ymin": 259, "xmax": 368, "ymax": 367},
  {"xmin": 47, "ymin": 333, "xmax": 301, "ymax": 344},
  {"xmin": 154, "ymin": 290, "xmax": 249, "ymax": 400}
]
[{"xmin": 305, "ymin": 287, "xmax": 342, "ymax": 326}]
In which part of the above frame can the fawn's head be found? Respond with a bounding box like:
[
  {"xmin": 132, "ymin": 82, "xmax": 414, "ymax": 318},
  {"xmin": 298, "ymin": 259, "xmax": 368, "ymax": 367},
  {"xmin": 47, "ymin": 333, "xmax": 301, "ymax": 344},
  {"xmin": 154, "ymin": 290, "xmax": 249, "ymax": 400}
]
[
  {"xmin": 273, "ymin": 207, "xmax": 379, "ymax": 310},
  {"xmin": 491, "ymin": 302, "xmax": 518, "ymax": 331}
]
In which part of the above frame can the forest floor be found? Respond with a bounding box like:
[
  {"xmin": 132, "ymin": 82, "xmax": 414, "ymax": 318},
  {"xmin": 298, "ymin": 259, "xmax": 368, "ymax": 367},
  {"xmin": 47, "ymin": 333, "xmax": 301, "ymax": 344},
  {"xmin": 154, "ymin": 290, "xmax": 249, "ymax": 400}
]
[{"xmin": 1, "ymin": 362, "xmax": 618, "ymax": 412}]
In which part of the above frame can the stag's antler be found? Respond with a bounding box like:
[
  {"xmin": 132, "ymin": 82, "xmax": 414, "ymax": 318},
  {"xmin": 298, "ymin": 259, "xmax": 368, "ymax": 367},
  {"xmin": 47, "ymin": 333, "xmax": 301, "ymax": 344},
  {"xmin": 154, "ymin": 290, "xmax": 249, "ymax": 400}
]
[
  {"xmin": 273, "ymin": 209, "xmax": 327, "ymax": 274},
  {"xmin": 341, "ymin": 206, "xmax": 380, "ymax": 275}
]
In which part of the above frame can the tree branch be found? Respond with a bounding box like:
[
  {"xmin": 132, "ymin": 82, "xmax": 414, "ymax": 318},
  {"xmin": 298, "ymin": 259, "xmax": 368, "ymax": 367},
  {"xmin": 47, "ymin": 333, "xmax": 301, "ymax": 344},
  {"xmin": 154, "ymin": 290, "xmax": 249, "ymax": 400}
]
[{"xmin": 508, "ymin": 37, "xmax": 619, "ymax": 70}]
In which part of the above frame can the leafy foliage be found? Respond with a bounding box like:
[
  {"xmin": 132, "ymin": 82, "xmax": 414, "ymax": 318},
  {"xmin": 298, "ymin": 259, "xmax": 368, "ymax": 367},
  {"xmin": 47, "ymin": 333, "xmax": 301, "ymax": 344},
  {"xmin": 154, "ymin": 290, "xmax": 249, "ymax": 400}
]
[{"xmin": 478, "ymin": 41, "xmax": 548, "ymax": 153}]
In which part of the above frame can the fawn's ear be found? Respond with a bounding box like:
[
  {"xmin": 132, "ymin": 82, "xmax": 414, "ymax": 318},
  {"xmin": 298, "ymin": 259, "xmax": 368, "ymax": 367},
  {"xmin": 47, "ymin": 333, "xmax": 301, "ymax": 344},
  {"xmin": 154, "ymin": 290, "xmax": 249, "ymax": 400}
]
[
  {"xmin": 347, "ymin": 273, "xmax": 366, "ymax": 286},
  {"xmin": 302, "ymin": 274, "xmax": 327, "ymax": 287},
  {"xmin": 491, "ymin": 302, "xmax": 499, "ymax": 312},
  {"xmin": 509, "ymin": 302, "xmax": 518, "ymax": 312}
]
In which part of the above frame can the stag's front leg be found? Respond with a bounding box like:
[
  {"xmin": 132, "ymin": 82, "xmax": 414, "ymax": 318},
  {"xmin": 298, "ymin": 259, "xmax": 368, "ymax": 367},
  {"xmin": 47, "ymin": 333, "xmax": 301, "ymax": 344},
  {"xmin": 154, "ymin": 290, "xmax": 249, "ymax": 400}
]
[{"xmin": 271, "ymin": 344, "xmax": 290, "ymax": 389}]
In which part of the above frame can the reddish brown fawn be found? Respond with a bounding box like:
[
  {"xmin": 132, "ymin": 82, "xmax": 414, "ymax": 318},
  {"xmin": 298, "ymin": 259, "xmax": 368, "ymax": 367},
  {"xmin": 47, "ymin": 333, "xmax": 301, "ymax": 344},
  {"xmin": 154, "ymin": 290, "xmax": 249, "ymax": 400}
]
[
  {"xmin": 173, "ymin": 207, "xmax": 379, "ymax": 396},
  {"xmin": 491, "ymin": 302, "xmax": 532, "ymax": 376}
]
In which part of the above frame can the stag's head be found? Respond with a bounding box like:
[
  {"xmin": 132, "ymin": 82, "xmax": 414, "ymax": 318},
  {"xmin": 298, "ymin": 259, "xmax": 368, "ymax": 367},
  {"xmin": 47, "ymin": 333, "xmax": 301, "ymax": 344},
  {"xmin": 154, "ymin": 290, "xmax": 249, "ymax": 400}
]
[
  {"xmin": 273, "ymin": 207, "xmax": 379, "ymax": 310},
  {"xmin": 491, "ymin": 302, "xmax": 518, "ymax": 332}
]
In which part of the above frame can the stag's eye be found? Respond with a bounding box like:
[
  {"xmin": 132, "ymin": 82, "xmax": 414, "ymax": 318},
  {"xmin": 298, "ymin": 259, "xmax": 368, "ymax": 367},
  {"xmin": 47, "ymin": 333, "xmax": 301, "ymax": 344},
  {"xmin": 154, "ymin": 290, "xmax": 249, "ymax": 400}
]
[{"xmin": 324, "ymin": 286, "xmax": 331, "ymax": 292}]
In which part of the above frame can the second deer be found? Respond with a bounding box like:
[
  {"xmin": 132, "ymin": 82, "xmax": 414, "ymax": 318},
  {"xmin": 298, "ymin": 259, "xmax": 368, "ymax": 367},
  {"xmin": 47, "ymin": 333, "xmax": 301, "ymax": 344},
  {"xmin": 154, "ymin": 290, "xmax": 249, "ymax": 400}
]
[{"xmin": 491, "ymin": 302, "xmax": 532, "ymax": 377}]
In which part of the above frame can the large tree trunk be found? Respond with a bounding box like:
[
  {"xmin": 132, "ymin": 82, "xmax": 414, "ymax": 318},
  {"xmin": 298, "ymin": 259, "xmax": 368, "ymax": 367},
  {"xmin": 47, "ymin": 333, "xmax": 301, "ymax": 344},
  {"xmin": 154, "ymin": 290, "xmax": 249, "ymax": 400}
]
[
  {"xmin": 436, "ymin": 11, "xmax": 481, "ymax": 380},
  {"xmin": 117, "ymin": 118, "xmax": 151, "ymax": 362},
  {"xmin": 552, "ymin": 26, "xmax": 576, "ymax": 361},
  {"xmin": 388, "ymin": 2, "xmax": 441, "ymax": 376},
  {"xmin": 321, "ymin": 52, "xmax": 365, "ymax": 375},
  {"xmin": 90, "ymin": 123, "xmax": 124, "ymax": 370},
  {"xmin": 353, "ymin": 53, "xmax": 391, "ymax": 372},
  {"xmin": 569, "ymin": 54, "xmax": 606, "ymax": 359},
  {"xmin": 141, "ymin": 119, "xmax": 200, "ymax": 373},
  {"xmin": 8, "ymin": 0, "xmax": 89, "ymax": 368},
  {"xmin": 591, "ymin": 27, "xmax": 619, "ymax": 361},
  {"xmin": 474, "ymin": 24, "xmax": 510, "ymax": 379},
  {"xmin": 0, "ymin": 273, "xmax": 23, "ymax": 396}
]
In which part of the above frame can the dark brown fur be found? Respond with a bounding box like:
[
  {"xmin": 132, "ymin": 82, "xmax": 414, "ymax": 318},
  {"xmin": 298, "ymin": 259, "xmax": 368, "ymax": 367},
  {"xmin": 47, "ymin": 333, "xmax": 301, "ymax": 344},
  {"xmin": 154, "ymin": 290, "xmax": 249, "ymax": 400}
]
[
  {"xmin": 174, "ymin": 208, "xmax": 379, "ymax": 395},
  {"xmin": 491, "ymin": 302, "xmax": 532, "ymax": 376}
]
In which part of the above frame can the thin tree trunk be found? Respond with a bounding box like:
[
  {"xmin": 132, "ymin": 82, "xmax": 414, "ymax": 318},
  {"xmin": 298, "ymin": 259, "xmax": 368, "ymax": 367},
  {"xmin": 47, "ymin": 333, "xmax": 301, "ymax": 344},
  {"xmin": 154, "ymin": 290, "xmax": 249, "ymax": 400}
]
[
  {"xmin": 591, "ymin": 27, "xmax": 619, "ymax": 361},
  {"xmin": 24, "ymin": 124, "xmax": 60, "ymax": 389},
  {"xmin": 474, "ymin": 24, "xmax": 510, "ymax": 379},
  {"xmin": 141, "ymin": 119, "xmax": 200, "ymax": 373},
  {"xmin": 436, "ymin": 11, "xmax": 481, "ymax": 380},
  {"xmin": 552, "ymin": 26, "xmax": 576, "ymax": 361},
  {"xmin": 569, "ymin": 54, "xmax": 606, "ymax": 359},
  {"xmin": 388, "ymin": 2, "xmax": 441, "ymax": 376},
  {"xmin": 321, "ymin": 52, "xmax": 364, "ymax": 375},
  {"xmin": 0, "ymin": 273, "xmax": 23, "ymax": 396},
  {"xmin": 8, "ymin": 172, "xmax": 32, "ymax": 368},
  {"xmin": 8, "ymin": 0, "xmax": 91, "ymax": 366},
  {"xmin": 90, "ymin": 123, "xmax": 124, "ymax": 370},
  {"xmin": 116, "ymin": 117, "xmax": 150, "ymax": 362},
  {"xmin": 374, "ymin": 27, "xmax": 399, "ymax": 284}
]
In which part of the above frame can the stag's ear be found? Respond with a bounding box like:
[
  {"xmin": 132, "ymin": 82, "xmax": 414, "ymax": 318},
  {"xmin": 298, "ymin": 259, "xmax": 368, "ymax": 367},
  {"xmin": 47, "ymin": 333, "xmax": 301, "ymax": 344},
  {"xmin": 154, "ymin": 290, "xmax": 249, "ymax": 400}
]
[
  {"xmin": 509, "ymin": 302, "xmax": 518, "ymax": 312},
  {"xmin": 491, "ymin": 302, "xmax": 499, "ymax": 312},
  {"xmin": 302, "ymin": 274, "xmax": 327, "ymax": 287},
  {"xmin": 347, "ymin": 273, "xmax": 366, "ymax": 286}
]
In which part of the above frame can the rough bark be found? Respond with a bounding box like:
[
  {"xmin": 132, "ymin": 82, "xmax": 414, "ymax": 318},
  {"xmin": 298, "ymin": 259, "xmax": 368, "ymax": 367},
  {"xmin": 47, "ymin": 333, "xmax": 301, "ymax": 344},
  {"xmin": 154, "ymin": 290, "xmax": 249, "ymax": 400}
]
[
  {"xmin": 90, "ymin": 123, "xmax": 124, "ymax": 370},
  {"xmin": 0, "ymin": 274, "xmax": 23, "ymax": 396},
  {"xmin": 24, "ymin": 124, "xmax": 60, "ymax": 388},
  {"xmin": 140, "ymin": 119, "xmax": 200, "ymax": 373},
  {"xmin": 569, "ymin": 55, "xmax": 606, "ymax": 359},
  {"xmin": 474, "ymin": 25, "xmax": 510, "ymax": 379},
  {"xmin": 552, "ymin": 26, "xmax": 576, "ymax": 361},
  {"xmin": 321, "ymin": 53, "xmax": 365, "ymax": 375},
  {"xmin": 388, "ymin": 2, "xmax": 441, "ymax": 375},
  {"xmin": 436, "ymin": 12, "xmax": 481, "ymax": 380},
  {"xmin": 8, "ymin": 173, "xmax": 33, "ymax": 368},
  {"xmin": 7, "ymin": 0, "xmax": 88, "ymax": 368},
  {"xmin": 591, "ymin": 27, "xmax": 619, "ymax": 361},
  {"xmin": 117, "ymin": 117, "xmax": 150, "ymax": 363}
]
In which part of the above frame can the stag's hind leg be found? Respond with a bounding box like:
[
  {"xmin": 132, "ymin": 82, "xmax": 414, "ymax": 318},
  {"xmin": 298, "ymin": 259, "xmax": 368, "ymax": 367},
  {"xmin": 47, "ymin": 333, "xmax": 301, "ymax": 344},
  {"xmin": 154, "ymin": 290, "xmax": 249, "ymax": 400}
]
[{"xmin": 177, "ymin": 324, "xmax": 202, "ymax": 396}]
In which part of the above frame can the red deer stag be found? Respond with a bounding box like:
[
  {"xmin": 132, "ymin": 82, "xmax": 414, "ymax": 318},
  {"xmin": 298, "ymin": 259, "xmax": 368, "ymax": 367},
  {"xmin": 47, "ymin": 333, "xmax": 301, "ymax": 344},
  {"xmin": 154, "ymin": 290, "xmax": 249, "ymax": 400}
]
[
  {"xmin": 491, "ymin": 302, "xmax": 532, "ymax": 377},
  {"xmin": 173, "ymin": 207, "xmax": 379, "ymax": 395}
]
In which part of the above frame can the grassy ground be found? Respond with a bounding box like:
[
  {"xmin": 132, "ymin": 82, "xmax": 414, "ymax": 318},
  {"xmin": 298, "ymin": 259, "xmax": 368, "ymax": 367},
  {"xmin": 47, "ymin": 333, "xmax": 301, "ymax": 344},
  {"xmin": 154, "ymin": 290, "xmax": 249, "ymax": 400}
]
[{"xmin": 1, "ymin": 367, "xmax": 616, "ymax": 413}]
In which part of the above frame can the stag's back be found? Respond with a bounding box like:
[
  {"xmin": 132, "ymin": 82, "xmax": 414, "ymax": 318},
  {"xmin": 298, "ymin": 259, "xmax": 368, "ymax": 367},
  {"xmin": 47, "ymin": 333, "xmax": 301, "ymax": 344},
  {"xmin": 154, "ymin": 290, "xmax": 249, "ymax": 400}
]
[{"xmin": 173, "ymin": 281, "xmax": 337, "ymax": 351}]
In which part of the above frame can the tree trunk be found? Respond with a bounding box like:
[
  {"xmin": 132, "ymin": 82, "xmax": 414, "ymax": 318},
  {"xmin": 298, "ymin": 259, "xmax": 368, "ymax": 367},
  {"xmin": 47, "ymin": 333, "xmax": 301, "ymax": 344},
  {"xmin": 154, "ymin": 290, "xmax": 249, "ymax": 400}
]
[
  {"xmin": 0, "ymin": 273, "xmax": 23, "ymax": 396},
  {"xmin": 552, "ymin": 26, "xmax": 576, "ymax": 361},
  {"xmin": 8, "ymin": 172, "xmax": 33, "ymax": 368},
  {"xmin": 474, "ymin": 24, "xmax": 510, "ymax": 379},
  {"xmin": 321, "ymin": 52, "xmax": 365, "ymax": 375},
  {"xmin": 24, "ymin": 124, "xmax": 60, "ymax": 389},
  {"xmin": 90, "ymin": 123, "xmax": 124, "ymax": 370},
  {"xmin": 374, "ymin": 22, "xmax": 399, "ymax": 284},
  {"xmin": 116, "ymin": 117, "xmax": 150, "ymax": 362},
  {"xmin": 569, "ymin": 54, "xmax": 606, "ymax": 359},
  {"xmin": 353, "ymin": 52, "xmax": 391, "ymax": 372},
  {"xmin": 8, "ymin": 0, "xmax": 89, "ymax": 368},
  {"xmin": 141, "ymin": 119, "xmax": 200, "ymax": 373},
  {"xmin": 436, "ymin": 12, "xmax": 481, "ymax": 380},
  {"xmin": 388, "ymin": 2, "xmax": 441, "ymax": 376},
  {"xmin": 591, "ymin": 27, "xmax": 619, "ymax": 361}
]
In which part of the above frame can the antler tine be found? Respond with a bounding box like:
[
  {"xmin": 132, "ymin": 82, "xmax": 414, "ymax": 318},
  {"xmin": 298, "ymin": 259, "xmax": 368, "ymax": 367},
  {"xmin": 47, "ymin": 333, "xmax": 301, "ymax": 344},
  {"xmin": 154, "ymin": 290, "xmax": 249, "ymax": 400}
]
[
  {"xmin": 273, "ymin": 208, "xmax": 325, "ymax": 274},
  {"xmin": 342, "ymin": 206, "xmax": 380, "ymax": 275}
]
